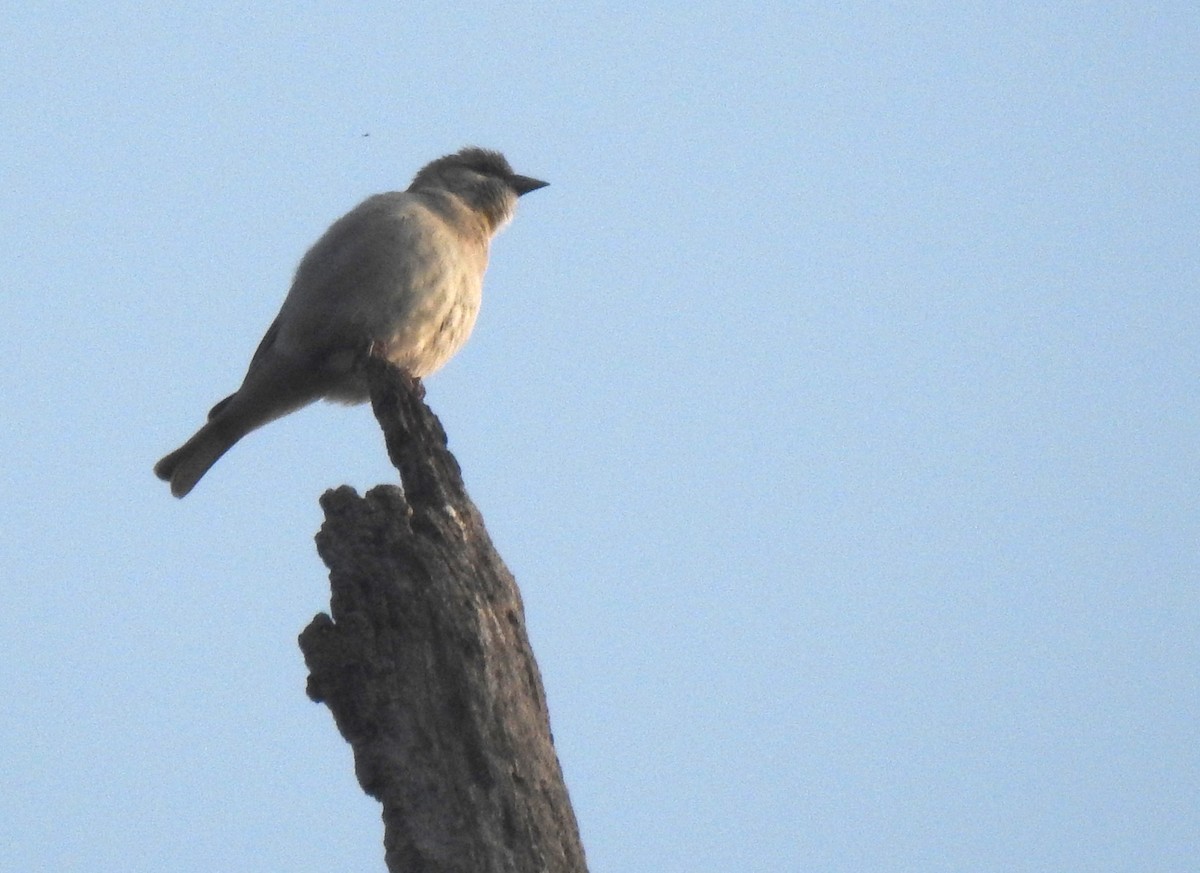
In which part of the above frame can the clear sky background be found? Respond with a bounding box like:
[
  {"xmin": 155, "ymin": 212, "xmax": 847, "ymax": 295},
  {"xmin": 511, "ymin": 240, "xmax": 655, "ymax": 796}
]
[{"xmin": 2, "ymin": 4, "xmax": 1197, "ymax": 871}]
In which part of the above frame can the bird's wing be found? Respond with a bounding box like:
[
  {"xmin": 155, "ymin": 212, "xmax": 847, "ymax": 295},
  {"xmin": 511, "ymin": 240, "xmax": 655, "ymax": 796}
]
[
  {"xmin": 277, "ymin": 193, "xmax": 429, "ymax": 341},
  {"xmin": 245, "ymin": 312, "xmax": 284, "ymax": 372}
]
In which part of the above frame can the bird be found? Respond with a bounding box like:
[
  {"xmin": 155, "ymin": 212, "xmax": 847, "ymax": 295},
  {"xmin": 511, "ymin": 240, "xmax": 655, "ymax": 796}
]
[{"xmin": 154, "ymin": 146, "xmax": 547, "ymax": 498}]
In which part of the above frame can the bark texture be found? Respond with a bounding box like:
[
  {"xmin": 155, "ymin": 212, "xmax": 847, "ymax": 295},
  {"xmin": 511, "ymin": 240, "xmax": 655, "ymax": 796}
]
[{"xmin": 298, "ymin": 359, "xmax": 587, "ymax": 873}]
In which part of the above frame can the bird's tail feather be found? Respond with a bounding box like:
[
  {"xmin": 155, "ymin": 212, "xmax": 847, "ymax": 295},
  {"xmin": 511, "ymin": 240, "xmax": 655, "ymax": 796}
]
[
  {"xmin": 154, "ymin": 422, "xmax": 240, "ymax": 498},
  {"xmin": 154, "ymin": 354, "xmax": 330, "ymax": 497}
]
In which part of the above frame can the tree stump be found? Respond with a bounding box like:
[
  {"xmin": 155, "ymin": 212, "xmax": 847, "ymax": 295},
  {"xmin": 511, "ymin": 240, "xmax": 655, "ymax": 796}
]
[{"xmin": 298, "ymin": 359, "xmax": 588, "ymax": 873}]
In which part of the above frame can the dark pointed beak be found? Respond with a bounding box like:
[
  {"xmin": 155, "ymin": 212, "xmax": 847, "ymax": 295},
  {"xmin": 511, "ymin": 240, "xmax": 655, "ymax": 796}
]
[{"xmin": 509, "ymin": 174, "xmax": 549, "ymax": 196}]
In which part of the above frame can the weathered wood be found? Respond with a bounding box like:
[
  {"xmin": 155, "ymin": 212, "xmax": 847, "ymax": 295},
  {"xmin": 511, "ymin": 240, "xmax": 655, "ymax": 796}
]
[{"xmin": 299, "ymin": 358, "xmax": 587, "ymax": 873}]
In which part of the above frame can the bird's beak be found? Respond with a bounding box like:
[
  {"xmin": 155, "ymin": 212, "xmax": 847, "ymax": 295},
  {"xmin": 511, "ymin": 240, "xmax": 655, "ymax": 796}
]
[{"xmin": 510, "ymin": 174, "xmax": 549, "ymax": 196}]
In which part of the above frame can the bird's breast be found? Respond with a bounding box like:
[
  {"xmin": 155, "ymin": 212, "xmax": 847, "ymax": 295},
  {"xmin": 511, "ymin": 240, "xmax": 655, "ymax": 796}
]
[{"xmin": 377, "ymin": 257, "xmax": 484, "ymax": 378}]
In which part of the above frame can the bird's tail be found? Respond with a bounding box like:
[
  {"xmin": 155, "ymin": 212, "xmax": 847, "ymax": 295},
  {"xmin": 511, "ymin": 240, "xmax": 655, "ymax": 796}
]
[
  {"xmin": 155, "ymin": 350, "xmax": 331, "ymax": 497},
  {"xmin": 154, "ymin": 419, "xmax": 241, "ymax": 498}
]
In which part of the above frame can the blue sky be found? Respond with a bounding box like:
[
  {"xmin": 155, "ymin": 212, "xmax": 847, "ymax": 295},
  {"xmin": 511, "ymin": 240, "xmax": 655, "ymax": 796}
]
[{"xmin": 2, "ymin": 4, "xmax": 1197, "ymax": 871}]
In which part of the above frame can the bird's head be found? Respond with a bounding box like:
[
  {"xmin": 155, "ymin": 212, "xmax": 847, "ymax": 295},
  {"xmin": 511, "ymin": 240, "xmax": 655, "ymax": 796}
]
[{"xmin": 408, "ymin": 147, "xmax": 548, "ymax": 232}]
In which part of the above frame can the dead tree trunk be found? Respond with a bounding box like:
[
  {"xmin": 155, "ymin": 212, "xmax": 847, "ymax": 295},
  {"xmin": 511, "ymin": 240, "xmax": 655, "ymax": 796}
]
[{"xmin": 298, "ymin": 359, "xmax": 588, "ymax": 873}]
